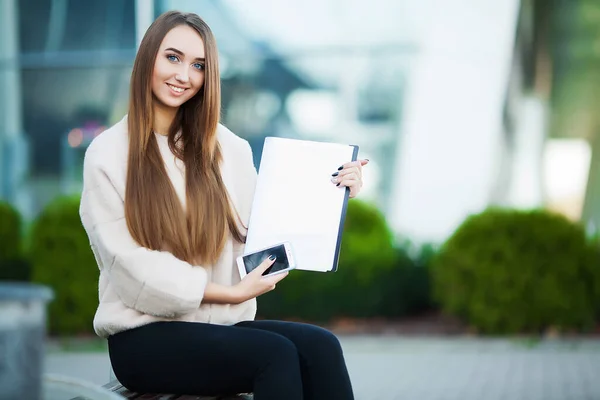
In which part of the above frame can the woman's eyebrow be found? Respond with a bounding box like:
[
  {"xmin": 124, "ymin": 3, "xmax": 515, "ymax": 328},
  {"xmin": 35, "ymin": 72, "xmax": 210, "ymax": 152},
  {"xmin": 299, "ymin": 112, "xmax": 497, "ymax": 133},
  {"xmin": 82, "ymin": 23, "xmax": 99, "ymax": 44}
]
[{"xmin": 165, "ymin": 47, "xmax": 205, "ymax": 61}]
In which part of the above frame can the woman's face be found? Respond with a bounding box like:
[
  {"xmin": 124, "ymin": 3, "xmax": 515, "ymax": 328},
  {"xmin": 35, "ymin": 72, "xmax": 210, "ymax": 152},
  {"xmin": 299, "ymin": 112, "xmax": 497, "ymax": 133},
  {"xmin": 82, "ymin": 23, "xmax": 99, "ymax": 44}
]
[{"xmin": 151, "ymin": 25, "xmax": 206, "ymax": 109}]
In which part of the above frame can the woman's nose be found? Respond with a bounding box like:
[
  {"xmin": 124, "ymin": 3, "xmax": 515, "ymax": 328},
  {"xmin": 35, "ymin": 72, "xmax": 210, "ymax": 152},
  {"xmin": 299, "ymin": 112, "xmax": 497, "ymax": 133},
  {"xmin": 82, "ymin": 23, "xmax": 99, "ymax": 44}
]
[{"xmin": 175, "ymin": 70, "xmax": 189, "ymax": 83}]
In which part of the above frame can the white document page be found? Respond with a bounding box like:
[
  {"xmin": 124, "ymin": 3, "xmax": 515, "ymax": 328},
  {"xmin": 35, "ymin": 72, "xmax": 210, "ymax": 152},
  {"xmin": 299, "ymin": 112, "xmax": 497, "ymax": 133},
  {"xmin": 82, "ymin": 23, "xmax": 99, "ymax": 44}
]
[{"xmin": 244, "ymin": 137, "xmax": 358, "ymax": 272}]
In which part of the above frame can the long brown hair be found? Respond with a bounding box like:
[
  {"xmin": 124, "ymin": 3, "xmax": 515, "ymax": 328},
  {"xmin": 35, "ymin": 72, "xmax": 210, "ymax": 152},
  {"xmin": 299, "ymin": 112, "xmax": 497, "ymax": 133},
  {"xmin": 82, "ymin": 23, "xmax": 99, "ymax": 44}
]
[{"xmin": 125, "ymin": 11, "xmax": 244, "ymax": 265}]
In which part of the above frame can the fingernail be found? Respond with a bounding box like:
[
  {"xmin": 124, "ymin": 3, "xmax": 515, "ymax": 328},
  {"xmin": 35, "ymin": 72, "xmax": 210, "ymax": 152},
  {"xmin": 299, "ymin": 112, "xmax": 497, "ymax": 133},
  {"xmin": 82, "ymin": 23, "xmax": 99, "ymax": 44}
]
[
  {"xmin": 331, "ymin": 172, "xmax": 339, "ymax": 177},
  {"xmin": 365, "ymin": 159, "xmax": 370, "ymax": 162},
  {"xmin": 331, "ymin": 177, "xmax": 338, "ymax": 183},
  {"xmin": 268, "ymin": 255, "xmax": 276, "ymax": 261},
  {"xmin": 336, "ymin": 183, "xmax": 340, "ymax": 187},
  {"xmin": 337, "ymin": 166, "xmax": 343, "ymax": 171}
]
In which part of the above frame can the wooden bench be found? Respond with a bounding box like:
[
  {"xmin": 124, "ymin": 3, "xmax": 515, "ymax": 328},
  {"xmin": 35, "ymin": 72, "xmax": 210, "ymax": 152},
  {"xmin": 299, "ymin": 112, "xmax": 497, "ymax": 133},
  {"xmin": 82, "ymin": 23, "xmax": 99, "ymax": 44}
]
[{"xmin": 101, "ymin": 379, "xmax": 254, "ymax": 399}]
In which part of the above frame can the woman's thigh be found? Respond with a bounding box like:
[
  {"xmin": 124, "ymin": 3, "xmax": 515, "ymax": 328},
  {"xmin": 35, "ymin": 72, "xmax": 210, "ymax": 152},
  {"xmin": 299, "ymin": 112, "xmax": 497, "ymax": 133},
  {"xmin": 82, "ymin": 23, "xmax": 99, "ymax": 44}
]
[
  {"xmin": 235, "ymin": 320, "xmax": 344, "ymax": 361},
  {"xmin": 236, "ymin": 320, "xmax": 354, "ymax": 400},
  {"xmin": 107, "ymin": 321, "xmax": 300, "ymax": 396}
]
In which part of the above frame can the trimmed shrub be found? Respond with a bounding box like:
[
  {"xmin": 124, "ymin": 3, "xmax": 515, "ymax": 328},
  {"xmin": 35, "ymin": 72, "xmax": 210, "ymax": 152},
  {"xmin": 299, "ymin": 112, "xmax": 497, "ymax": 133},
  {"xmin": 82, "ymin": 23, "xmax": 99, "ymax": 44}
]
[
  {"xmin": 0, "ymin": 201, "xmax": 30, "ymax": 281},
  {"xmin": 591, "ymin": 238, "xmax": 600, "ymax": 321},
  {"xmin": 0, "ymin": 201, "xmax": 21, "ymax": 261},
  {"xmin": 379, "ymin": 242, "xmax": 437, "ymax": 318},
  {"xmin": 30, "ymin": 195, "xmax": 98, "ymax": 335},
  {"xmin": 432, "ymin": 207, "xmax": 600, "ymax": 334},
  {"xmin": 257, "ymin": 199, "xmax": 397, "ymax": 321}
]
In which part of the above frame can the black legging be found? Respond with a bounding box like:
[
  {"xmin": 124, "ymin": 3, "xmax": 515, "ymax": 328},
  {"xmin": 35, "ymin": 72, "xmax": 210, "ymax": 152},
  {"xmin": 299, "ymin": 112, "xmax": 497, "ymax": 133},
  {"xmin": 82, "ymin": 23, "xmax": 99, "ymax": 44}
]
[{"xmin": 108, "ymin": 320, "xmax": 354, "ymax": 400}]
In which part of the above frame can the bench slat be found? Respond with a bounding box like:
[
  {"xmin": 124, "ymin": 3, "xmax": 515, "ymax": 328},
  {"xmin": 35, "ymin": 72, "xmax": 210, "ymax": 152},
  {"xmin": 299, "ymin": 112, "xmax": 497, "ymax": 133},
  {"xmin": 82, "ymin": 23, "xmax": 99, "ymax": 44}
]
[
  {"xmin": 110, "ymin": 383, "xmax": 142, "ymax": 398},
  {"xmin": 103, "ymin": 380, "xmax": 252, "ymax": 400},
  {"xmin": 136, "ymin": 394, "xmax": 178, "ymax": 399}
]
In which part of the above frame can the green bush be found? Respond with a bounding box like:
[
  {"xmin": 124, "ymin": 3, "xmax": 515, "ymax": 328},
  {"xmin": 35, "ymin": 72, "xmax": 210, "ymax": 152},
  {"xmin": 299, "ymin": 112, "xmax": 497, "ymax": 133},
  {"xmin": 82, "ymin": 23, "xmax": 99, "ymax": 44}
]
[
  {"xmin": 30, "ymin": 195, "xmax": 98, "ymax": 335},
  {"xmin": 432, "ymin": 207, "xmax": 600, "ymax": 334},
  {"xmin": 591, "ymin": 238, "xmax": 600, "ymax": 320},
  {"xmin": 378, "ymin": 242, "xmax": 437, "ymax": 318},
  {"xmin": 0, "ymin": 201, "xmax": 30, "ymax": 281},
  {"xmin": 258, "ymin": 199, "xmax": 398, "ymax": 321},
  {"xmin": 0, "ymin": 201, "xmax": 21, "ymax": 261}
]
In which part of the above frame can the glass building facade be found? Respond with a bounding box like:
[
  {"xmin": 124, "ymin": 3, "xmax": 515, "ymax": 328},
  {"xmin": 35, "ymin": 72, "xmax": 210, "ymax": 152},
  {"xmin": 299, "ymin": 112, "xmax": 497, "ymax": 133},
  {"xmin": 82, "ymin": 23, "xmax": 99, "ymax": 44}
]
[
  {"xmin": 8, "ymin": 0, "xmax": 586, "ymax": 243},
  {"xmin": 1, "ymin": 0, "xmax": 412, "ymax": 222}
]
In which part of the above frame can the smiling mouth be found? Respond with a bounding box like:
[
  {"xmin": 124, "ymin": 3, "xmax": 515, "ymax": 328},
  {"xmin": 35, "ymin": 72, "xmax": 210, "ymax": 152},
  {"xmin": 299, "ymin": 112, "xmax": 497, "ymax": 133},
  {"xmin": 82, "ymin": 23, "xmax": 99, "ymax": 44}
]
[{"xmin": 167, "ymin": 83, "xmax": 186, "ymax": 93}]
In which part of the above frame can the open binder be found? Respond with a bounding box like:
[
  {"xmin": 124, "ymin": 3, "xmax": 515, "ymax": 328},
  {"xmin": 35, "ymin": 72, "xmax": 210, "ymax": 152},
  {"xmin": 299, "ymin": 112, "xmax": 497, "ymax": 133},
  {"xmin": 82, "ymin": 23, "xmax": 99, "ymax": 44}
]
[{"xmin": 244, "ymin": 137, "xmax": 359, "ymax": 272}]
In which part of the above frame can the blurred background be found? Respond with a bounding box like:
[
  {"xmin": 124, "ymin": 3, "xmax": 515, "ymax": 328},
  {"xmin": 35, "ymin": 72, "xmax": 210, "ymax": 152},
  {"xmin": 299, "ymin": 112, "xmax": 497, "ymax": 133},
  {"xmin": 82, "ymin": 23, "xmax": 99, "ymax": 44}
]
[{"xmin": 1, "ymin": 0, "xmax": 600, "ymax": 398}]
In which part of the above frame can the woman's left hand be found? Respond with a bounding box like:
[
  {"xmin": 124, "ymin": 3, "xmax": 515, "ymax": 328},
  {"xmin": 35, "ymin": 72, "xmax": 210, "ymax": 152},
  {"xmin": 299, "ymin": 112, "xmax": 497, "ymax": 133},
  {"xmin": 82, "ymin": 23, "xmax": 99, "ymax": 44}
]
[{"xmin": 331, "ymin": 159, "xmax": 369, "ymax": 198}]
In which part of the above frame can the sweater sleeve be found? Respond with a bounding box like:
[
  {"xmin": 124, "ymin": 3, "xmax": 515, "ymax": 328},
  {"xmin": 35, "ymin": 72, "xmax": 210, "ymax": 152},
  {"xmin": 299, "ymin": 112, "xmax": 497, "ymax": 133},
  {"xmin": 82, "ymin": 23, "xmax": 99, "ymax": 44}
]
[{"xmin": 79, "ymin": 146, "xmax": 208, "ymax": 318}]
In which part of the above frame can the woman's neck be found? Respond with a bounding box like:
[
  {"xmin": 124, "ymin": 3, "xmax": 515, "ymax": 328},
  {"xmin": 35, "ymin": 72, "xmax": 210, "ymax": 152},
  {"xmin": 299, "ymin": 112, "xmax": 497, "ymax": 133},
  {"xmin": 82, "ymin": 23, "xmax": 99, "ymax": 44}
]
[{"xmin": 153, "ymin": 101, "xmax": 178, "ymax": 136}]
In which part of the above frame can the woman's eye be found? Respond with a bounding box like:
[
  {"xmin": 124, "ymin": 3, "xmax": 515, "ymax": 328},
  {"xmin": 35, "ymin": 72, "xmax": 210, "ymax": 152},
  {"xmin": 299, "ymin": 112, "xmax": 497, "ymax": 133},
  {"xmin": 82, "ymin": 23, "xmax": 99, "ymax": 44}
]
[
  {"xmin": 192, "ymin": 63, "xmax": 205, "ymax": 71},
  {"xmin": 167, "ymin": 54, "xmax": 179, "ymax": 62}
]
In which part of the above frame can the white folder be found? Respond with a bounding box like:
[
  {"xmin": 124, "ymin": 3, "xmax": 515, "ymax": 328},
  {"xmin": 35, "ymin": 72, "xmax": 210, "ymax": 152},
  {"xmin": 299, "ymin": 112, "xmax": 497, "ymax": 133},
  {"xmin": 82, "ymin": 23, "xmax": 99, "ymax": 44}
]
[{"xmin": 244, "ymin": 137, "xmax": 359, "ymax": 272}]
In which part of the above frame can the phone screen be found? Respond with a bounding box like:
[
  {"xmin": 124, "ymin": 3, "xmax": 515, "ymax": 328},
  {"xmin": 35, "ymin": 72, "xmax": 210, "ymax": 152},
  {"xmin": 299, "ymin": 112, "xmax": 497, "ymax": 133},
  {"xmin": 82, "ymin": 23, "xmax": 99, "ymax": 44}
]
[{"xmin": 242, "ymin": 244, "xmax": 290, "ymax": 276}]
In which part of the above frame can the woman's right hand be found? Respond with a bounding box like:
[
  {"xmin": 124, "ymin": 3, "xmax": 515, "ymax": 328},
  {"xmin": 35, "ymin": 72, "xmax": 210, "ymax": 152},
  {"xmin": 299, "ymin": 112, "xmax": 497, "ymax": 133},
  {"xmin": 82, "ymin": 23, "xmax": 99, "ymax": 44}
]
[{"xmin": 233, "ymin": 255, "xmax": 288, "ymax": 303}]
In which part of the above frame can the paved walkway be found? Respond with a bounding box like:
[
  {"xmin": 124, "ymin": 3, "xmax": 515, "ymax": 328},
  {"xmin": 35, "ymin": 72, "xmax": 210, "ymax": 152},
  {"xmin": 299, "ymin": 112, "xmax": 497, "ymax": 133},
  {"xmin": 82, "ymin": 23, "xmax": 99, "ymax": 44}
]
[{"xmin": 45, "ymin": 336, "xmax": 600, "ymax": 400}]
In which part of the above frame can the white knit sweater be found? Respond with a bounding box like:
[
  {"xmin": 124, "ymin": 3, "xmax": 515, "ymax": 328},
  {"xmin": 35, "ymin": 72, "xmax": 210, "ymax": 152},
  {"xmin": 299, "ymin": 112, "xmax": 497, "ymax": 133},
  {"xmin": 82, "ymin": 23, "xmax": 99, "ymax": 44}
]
[{"xmin": 79, "ymin": 116, "xmax": 257, "ymax": 338}]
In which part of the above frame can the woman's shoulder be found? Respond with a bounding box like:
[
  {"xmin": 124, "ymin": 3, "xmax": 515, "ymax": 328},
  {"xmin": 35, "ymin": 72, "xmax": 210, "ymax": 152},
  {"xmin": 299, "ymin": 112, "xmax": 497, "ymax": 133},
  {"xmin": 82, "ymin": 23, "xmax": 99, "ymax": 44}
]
[
  {"xmin": 84, "ymin": 116, "xmax": 129, "ymax": 168},
  {"xmin": 217, "ymin": 123, "xmax": 254, "ymax": 161},
  {"xmin": 217, "ymin": 123, "xmax": 250, "ymax": 149}
]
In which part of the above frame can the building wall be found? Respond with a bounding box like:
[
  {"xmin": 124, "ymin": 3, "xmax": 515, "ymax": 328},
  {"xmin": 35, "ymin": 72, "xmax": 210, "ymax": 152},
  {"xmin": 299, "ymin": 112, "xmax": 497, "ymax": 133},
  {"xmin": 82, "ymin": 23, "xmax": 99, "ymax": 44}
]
[{"xmin": 389, "ymin": 0, "xmax": 522, "ymax": 243}]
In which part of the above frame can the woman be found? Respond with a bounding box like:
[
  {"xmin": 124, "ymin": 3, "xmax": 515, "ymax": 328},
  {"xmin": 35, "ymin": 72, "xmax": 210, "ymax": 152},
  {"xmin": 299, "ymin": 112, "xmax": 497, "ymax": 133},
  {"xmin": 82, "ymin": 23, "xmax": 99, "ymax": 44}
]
[{"xmin": 80, "ymin": 10, "xmax": 366, "ymax": 400}]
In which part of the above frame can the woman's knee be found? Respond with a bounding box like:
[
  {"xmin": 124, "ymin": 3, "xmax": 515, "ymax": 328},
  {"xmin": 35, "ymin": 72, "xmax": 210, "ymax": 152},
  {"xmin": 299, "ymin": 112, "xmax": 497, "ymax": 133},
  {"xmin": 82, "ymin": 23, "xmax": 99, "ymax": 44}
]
[
  {"xmin": 261, "ymin": 332, "xmax": 301, "ymax": 366},
  {"xmin": 254, "ymin": 333, "xmax": 303, "ymax": 395},
  {"xmin": 301, "ymin": 324, "xmax": 344, "ymax": 358}
]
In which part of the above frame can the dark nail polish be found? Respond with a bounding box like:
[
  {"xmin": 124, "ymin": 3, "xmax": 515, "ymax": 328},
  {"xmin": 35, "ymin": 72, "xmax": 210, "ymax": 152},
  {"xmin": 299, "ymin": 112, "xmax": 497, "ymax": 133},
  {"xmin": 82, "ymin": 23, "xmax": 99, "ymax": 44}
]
[
  {"xmin": 331, "ymin": 172, "xmax": 339, "ymax": 177},
  {"xmin": 336, "ymin": 183, "xmax": 340, "ymax": 187},
  {"xmin": 337, "ymin": 166, "xmax": 343, "ymax": 171},
  {"xmin": 268, "ymin": 255, "xmax": 276, "ymax": 261}
]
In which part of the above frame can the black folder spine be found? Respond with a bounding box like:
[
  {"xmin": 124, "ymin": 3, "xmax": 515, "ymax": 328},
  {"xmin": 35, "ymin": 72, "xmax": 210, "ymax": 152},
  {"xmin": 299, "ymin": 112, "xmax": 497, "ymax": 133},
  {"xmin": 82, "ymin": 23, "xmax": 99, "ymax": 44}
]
[{"xmin": 329, "ymin": 145, "xmax": 360, "ymax": 272}]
